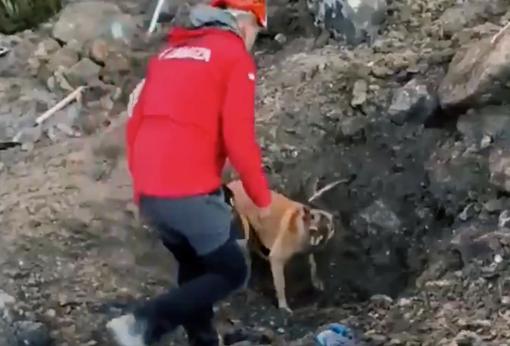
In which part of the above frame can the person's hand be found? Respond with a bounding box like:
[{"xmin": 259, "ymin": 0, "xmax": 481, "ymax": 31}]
[{"xmin": 257, "ymin": 205, "xmax": 272, "ymax": 220}]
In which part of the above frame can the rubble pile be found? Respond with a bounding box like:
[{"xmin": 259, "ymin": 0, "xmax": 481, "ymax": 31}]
[{"xmin": 1, "ymin": 0, "xmax": 510, "ymax": 345}]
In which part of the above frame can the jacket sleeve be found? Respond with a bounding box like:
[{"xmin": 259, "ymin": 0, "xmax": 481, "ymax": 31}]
[
  {"xmin": 222, "ymin": 55, "xmax": 271, "ymax": 208},
  {"xmin": 125, "ymin": 79, "xmax": 146, "ymax": 203}
]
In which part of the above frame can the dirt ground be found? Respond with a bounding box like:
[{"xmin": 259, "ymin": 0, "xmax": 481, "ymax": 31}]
[{"xmin": 2, "ymin": 0, "xmax": 510, "ymax": 345}]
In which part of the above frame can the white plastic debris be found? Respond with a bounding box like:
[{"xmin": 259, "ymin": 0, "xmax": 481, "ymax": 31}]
[{"xmin": 0, "ymin": 46, "xmax": 10, "ymax": 57}]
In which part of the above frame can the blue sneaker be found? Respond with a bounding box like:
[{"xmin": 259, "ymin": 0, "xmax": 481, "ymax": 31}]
[{"xmin": 314, "ymin": 323, "xmax": 357, "ymax": 346}]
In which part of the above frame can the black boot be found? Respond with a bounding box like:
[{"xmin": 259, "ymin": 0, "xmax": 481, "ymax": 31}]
[{"xmin": 186, "ymin": 322, "xmax": 220, "ymax": 346}]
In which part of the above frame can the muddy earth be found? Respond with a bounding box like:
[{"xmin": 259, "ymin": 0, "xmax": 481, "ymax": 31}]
[{"xmin": 1, "ymin": 0, "xmax": 510, "ymax": 345}]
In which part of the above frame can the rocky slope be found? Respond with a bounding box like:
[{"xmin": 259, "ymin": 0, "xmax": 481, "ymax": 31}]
[{"xmin": 1, "ymin": 0, "xmax": 510, "ymax": 345}]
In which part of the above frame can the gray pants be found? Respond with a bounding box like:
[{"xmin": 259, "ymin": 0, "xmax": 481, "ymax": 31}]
[
  {"xmin": 135, "ymin": 188, "xmax": 248, "ymax": 345},
  {"xmin": 140, "ymin": 188, "xmax": 233, "ymax": 256}
]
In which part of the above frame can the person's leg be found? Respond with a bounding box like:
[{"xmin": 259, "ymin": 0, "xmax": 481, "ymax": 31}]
[
  {"xmin": 107, "ymin": 192, "xmax": 247, "ymax": 346},
  {"xmin": 134, "ymin": 236, "xmax": 247, "ymax": 343},
  {"xmin": 107, "ymin": 204, "xmax": 190, "ymax": 346},
  {"xmin": 138, "ymin": 199, "xmax": 218, "ymax": 345},
  {"xmin": 161, "ymin": 239, "xmax": 219, "ymax": 346}
]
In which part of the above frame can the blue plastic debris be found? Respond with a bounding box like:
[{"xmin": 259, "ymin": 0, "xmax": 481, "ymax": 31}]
[{"xmin": 314, "ymin": 323, "xmax": 356, "ymax": 346}]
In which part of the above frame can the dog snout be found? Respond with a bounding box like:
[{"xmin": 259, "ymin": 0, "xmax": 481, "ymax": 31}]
[{"xmin": 309, "ymin": 233, "xmax": 324, "ymax": 246}]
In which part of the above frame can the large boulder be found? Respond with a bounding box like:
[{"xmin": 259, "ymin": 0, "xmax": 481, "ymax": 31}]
[
  {"xmin": 0, "ymin": 0, "xmax": 62, "ymax": 34},
  {"xmin": 387, "ymin": 78, "xmax": 439, "ymax": 125},
  {"xmin": 456, "ymin": 105, "xmax": 510, "ymax": 149},
  {"xmin": 52, "ymin": 1, "xmax": 141, "ymax": 47},
  {"xmin": 425, "ymin": 139, "xmax": 491, "ymax": 216},
  {"xmin": 306, "ymin": 0, "xmax": 387, "ymax": 45},
  {"xmin": 438, "ymin": 0, "xmax": 509, "ymax": 37},
  {"xmin": 438, "ymin": 30, "xmax": 510, "ymax": 110}
]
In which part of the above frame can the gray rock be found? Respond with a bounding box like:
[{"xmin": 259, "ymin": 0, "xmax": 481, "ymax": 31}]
[
  {"xmin": 33, "ymin": 38, "xmax": 61, "ymax": 60},
  {"xmin": 456, "ymin": 106, "xmax": 510, "ymax": 149},
  {"xmin": 425, "ymin": 141, "xmax": 490, "ymax": 214},
  {"xmin": 65, "ymin": 58, "xmax": 101, "ymax": 86},
  {"xmin": 46, "ymin": 47, "xmax": 80, "ymax": 72},
  {"xmin": 0, "ymin": 290, "xmax": 15, "ymax": 314},
  {"xmin": 65, "ymin": 38, "xmax": 87, "ymax": 55},
  {"xmin": 337, "ymin": 116, "xmax": 368, "ymax": 137},
  {"xmin": 368, "ymin": 334, "xmax": 388, "ymax": 345},
  {"xmin": 439, "ymin": 31, "xmax": 510, "ymax": 109},
  {"xmin": 0, "ymin": 37, "xmax": 37, "ymax": 77},
  {"xmin": 439, "ymin": 0, "xmax": 509, "ymax": 36},
  {"xmin": 88, "ymin": 38, "xmax": 110, "ymax": 65},
  {"xmin": 307, "ymin": 0, "xmax": 387, "ymax": 45},
  {"xmin": 483, "ymin": 198, "xmax": 505, "ymax": 213},
  {"xmin": 264, "ymin": 0, "xmax": 308, "ymax": 37},
  {"xmin": 453, "ymin": 330, "xmax": 484, "ymax": 346},
  {"xmin": 101, "ymin": 51, "xmax": 132, "ymax": 85},
  {"xmin": 287, "ymin": 333, "xmax": 315, "ymax": 346},
  {"xmin": 489, "ymin": 146, "xmax": 510, "ymax": 193},
  {"xmin": 21, "ymin": 142, "xmax": 35, "ymax": 152},
  {"xmin": 498, "ymin": 210, "xmax": 510, "ymax": 228},
  {"xmin": 13, "ymin": 320, "xmax": 51, "ymax": 346},
  {"xmin": 351, "ymin": 79, "xmax": 368, "ymax": 107},
  {"xmin": 52, "ymin": 1, "xmax": 140, "ymax": 47},
  {"xmin": 0, "ymin": 318, "xmax": 16, "ymax": 346},
  {"xmin": 370, "ymin": 294, "xmax": 393, "ymax": 307},
  {"xmin": 450, "ymin": 223, "xmax": 501, "ymax": 265},
  {"xmin": 359, "ymin": 199, "xmax": 401, "ymax": 231},
  {"xmin": 439, "ymin": 7, "xmax": 474, "ymax": 36},
  {"xmin": 274, "ymin": 33, "xmax": 287, "ymax": 45},
  {"xmin": 0, "ymin": 78, "xmax": 57, "ymax": 144},
  {"xmin": 12, "ymin": 125, "xmax": 42, "ymax": 145},
  {"xmin": 388, "ymin": 78, "xmax": 438, "ymax": 125}
]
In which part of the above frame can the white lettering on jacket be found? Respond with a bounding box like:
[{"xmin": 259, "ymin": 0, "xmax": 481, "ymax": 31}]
[{"xmin": 158, "ymin": 46, "xmax": 211, "ymax": 62}]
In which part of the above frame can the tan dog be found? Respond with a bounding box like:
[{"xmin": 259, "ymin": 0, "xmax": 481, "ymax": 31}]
[{"xmin": 226, "ymin": 179, "xmax": 336, "ymax": 313}]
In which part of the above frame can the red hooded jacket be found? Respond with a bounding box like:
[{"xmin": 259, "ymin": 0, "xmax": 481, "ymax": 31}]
[{"xmin": 126, "ymin": 27, "xmax": 271, "ymax": 208}]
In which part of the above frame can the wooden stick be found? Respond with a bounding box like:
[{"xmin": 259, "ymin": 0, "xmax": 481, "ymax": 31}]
[
  {"xmin": 308, "ymin": 179, "xmax": 348, "ymax": 203},
  {"xmin": 147, "ymin": 0, "xmax": 166, "ymax": 36},
  {"xmin": 491, "ymin": 21, "xmax": 510, "ymax": 45},
  {"xmin": 35, "ymin": 86, "xmax": 85, "ymax": 125}
]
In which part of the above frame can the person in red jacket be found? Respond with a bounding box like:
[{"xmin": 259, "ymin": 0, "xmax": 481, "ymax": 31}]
[{"xmin": 106, "ymin": 0, "xmax": 272, "ymax": 345}]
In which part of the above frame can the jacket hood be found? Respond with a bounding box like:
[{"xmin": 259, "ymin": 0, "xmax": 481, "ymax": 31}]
[{"xmin": 168, "ymin": 4, "xmax": 241, "ymax": 45}]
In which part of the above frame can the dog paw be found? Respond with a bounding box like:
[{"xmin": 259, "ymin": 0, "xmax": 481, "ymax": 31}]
[
  {"xmin": 312, "ymin": 278, "xmax": 325, "ymax": 291},
  {"xmin": 278, "ymin": 303, "xmax": 293, "ymax": 314}
]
